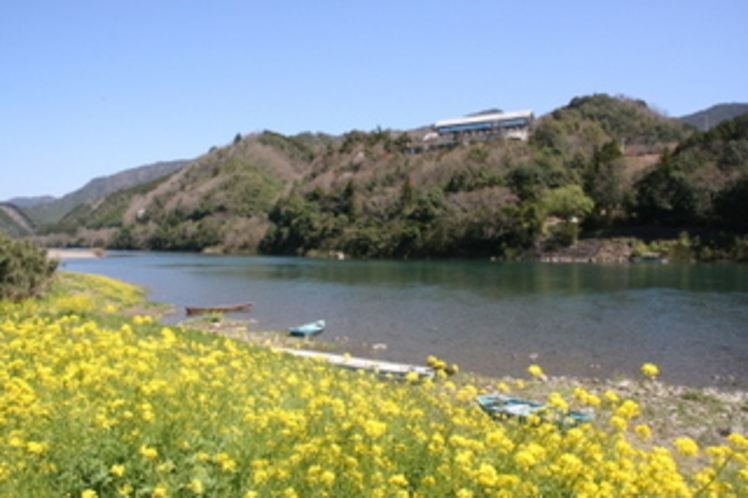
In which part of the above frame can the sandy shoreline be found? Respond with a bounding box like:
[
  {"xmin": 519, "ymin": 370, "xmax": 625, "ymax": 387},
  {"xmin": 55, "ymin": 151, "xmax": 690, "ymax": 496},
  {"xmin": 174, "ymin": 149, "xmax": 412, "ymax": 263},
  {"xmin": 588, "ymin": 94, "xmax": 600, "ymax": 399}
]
[{"xmin": 46, "ymin": 248, "xmax": 103, "ymax": 259}]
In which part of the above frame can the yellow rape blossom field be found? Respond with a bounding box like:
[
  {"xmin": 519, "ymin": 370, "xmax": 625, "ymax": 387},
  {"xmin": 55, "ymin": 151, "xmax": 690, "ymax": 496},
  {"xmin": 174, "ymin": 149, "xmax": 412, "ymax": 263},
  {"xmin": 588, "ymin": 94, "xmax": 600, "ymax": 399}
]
[{"xmin": 1, "ymin": 272, "xmax": 747, "ymax": 497}]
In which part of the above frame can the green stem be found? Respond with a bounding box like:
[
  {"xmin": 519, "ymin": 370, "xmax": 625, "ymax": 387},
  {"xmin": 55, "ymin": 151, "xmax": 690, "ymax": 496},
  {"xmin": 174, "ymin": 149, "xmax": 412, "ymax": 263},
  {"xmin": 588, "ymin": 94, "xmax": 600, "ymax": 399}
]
[{"xmin": 692, "ymin": 454, "xmax": 734, "ymax": 497}]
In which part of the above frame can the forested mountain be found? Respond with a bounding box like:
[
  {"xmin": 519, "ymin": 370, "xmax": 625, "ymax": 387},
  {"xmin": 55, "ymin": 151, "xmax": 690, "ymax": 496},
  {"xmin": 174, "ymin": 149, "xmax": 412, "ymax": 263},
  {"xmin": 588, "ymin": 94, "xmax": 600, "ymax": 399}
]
[
  {"xmin": 30, "ymin": 94, "xmax": 748, "ymax": 261},
  {"xmin": 0, "ymin": 203, "xmax": 37, "ymax": 237},
  {"xmin": 679, "ymin": 103, "xmax": 748, "ymax": 131},
  {"xmin": 633, "ymin": 112, "xmax": 748, "ymax": 231},
  {"xmin": 39, "ymin": 132, "xmax": 312, "ymax": 252},
  {"xmin": 23, "ymin": 159, "xmax": 190, "ymax": 226},
  {"xmin": 4, "ymin": 196, "xmax": 56, "ymax": 207},
  {"xmin": 260, "ymin": 95, "xmax": 693, "ymax": 258}
]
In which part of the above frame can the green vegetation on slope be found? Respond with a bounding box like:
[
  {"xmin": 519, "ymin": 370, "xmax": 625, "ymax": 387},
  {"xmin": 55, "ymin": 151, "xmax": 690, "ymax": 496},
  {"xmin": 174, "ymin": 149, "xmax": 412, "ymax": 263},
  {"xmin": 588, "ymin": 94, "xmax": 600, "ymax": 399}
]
[
  {"xmin": 44, "ymin": 131, "xmax": 305, "ymax": 252},
  {"xmin": 32, "ymin": 94, "xmax": 748, "ymax": 261},
  {"xmin": 0, "ymin": 204, "xmax": 36, "ymax": 238},
  {"xmin": 631, "ymin": 114, "xmax": 748, "ymax": 232},
  {"xmin": 259, "ymin": 95, "xmax": 700, "ymax": 259},
  {"xmin": 23, "ymin": 160, "xmax": 190, "ymax": 226},
  {"xmin": 0, "ymin": 229, "xmax": 58, "ymax": 301}
]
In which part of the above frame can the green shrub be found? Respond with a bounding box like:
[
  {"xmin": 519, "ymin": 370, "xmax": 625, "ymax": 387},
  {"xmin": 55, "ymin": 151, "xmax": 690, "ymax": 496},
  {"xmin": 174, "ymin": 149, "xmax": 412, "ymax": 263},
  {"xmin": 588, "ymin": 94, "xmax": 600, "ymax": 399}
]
[{"xmin": 0, "ymin": 230, "xmax": 58, "ymax": 301}]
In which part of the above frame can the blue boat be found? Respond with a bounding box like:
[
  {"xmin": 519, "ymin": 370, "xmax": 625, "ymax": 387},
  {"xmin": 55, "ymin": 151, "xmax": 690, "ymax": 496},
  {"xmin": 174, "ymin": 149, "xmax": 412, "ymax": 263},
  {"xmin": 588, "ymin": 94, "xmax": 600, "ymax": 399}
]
[
  {"xmin": 288, "ymin": 320, "xmax": 325, "ymax": 337},
  {"xmin": 476, "ymin": 393, "xmax": 593, "ymax": 427}
]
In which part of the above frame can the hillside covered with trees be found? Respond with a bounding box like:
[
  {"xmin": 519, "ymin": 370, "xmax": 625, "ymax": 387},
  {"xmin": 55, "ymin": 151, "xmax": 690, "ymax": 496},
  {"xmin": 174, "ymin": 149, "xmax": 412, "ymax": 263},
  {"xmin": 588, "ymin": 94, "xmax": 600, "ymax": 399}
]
[
  {"xmin": 29, "ymin": 94, "xmax": 748, "ymax": 261},
  {"xmin": 23, "ymin": 160, "xmax": 190, "ymax": 226}
]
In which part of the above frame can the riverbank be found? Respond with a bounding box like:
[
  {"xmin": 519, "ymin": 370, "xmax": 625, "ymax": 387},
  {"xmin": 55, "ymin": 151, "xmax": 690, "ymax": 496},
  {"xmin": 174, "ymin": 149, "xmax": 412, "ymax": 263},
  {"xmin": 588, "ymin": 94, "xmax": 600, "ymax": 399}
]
[
  {"xmin": 177, "ymin": 314, "xmax": 748, "ymax": 450},
  {"xmin": 3, "ymin": 272, "xmax": 745, "ymax": 496},
  {"xmin": 59, "ymin": 252, "xmax": 748, "ymax": 389},
  {"xmin": 46, "ymin": 248, "xmax": 104, "ymax": 259}
]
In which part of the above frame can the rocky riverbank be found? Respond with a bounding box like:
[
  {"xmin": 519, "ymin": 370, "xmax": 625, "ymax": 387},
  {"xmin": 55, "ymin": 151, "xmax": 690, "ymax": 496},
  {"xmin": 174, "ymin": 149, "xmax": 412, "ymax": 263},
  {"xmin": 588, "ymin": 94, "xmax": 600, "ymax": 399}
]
[
  {"xmin": 538, "ymin": 237, "xmax": 635, "ymax": 263},
  {"xmin": 176, "ymin": 314, "xmax": 747, "ymax": 450}
]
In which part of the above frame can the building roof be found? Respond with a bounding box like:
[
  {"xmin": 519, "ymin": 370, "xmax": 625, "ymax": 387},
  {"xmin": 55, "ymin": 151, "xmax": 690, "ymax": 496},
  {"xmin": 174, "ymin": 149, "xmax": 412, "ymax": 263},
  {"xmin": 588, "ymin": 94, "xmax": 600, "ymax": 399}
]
[{"xmin": 434, "ymin": 110, "xmax": 534, "ymax": 130}]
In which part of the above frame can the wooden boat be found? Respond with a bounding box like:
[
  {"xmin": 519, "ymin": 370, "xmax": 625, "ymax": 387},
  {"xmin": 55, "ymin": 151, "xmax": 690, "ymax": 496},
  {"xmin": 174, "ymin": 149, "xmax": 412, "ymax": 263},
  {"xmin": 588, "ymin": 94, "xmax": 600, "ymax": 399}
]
[
  {"xmin": 288, "ymin": 320, "xmax": 326, "ymax": 337},
  {"xmin": 476, "ymin": 393, "xmax": 593, "ymax": 427},
  {"xmin": 185, "ymin": 302, "xmax": 253, "ymax": 316},
  {"xmin": 277, "ymin": 348, "xmax": 435, "ymax": 379}
]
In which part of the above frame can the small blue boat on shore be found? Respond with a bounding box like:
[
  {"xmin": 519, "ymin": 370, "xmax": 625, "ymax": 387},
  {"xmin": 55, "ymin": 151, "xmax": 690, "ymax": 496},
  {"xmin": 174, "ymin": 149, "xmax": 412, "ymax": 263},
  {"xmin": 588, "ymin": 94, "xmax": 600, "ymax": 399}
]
[
  {"xmin": 288, "ymin": 320, "xmax": 325, "ymax": 338},
  {"xmin": 476, "ymin": 393, "xmax": 593, "ymax": 428}
]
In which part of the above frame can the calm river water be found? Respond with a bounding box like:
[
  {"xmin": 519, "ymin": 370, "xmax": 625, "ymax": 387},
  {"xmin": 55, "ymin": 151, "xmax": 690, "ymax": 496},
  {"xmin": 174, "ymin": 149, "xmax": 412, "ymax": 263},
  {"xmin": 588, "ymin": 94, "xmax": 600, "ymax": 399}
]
[{"xmin": 62, "ymin": 252, "xmax": 748, "ymax": 388}]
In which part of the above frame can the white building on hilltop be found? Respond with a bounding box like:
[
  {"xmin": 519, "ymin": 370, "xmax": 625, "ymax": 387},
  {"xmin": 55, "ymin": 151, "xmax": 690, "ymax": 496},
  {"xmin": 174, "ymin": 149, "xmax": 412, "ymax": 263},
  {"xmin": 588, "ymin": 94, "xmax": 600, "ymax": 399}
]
[{"xmin": 433, "ymin": 110, "xmax": 534, "ymax": 143}]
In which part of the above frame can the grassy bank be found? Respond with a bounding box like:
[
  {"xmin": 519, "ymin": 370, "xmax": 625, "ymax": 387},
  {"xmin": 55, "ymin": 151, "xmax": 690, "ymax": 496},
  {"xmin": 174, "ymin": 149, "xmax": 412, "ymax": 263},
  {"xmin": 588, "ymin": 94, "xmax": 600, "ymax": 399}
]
[{"xmin": 1, "ymin": 273, "xmax": 746, "ymax": 497}]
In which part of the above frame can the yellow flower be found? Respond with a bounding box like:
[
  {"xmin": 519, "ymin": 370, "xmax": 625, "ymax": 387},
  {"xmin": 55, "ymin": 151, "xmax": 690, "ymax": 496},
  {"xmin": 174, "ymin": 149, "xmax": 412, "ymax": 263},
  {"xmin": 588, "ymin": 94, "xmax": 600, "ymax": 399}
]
[
  {"xmin": 188, "ymin": 479, "xmax": 204, "ymax": 494},
  {"xmin": 389, "ymin": 474, "xmax": 408, "ymax": 487},
  {"xmin": 674, "ymin": 437, "xmax": 699, "ymax": 457},
  {"xmin": 82, "ymin": 490, "xmax": 98, "ymax": 498},
  {"xmin": 634, "ymin": 424, "xmax": 652, "ymax": 442},
  {"xmin": 405, "ymin": 371, "xmax": 420, "ymax": 383},
  {"xmin": 139, "ymin": 445, "xmax": 158, "ymax": 460},
  {"xmin": 547, "ymin": 392, "xmax": 568, "ymax": 411},
  {"xmin": 527, "ymin": 364, "xmax": 544, "ymax": 379},
  {"xmin": 604, "ymin": 390, "xmax": 620, "ymax": 403},
  {"xmin": 26, "ymin": 441, "xmax": 47, "ymax": 455},
  {"xmin": 151, "ymin": 484, "xmax": 168, "ymax": 498},
  {"xmin": 110, "ymin": 464, "xmax": 126, "ymax": 477},
  {"xmin": 253, "ymin": 469, "xmax": 269, "ymax": 485},
  {"xmin": 215, "ymin": 452, "xmax": 237, "ymax": 472},
  {"xmin": 477, "ymin": 462, "xmax": 498, "ymax": 487},
  {"xmin": 641, "ymin": 362, "xmax": 660, "ymax": 380},
  {"xmin": 727, "ymin": 432, "xmax": 748, "ymax": 450},
  {"xmin": 117, "ymin": 485, "xmax": 133, "ymax": 497},
  {"xmin": 421, "ymin": 476, "xmax": 436, "ymax": 486},
  {"xmin": 320, "ymin": 470, "xmax": 336, "ymax": 487},
  {"xmin": 514, "ymin": 450, "xmax": 537, "ymax": 467},
  {"xmin": 615, "ymin": 400, "xmax": 640, "ymax": 419},
  {"xmin": 363, "ymin": 419, "xmax": 387, "ymax": 438},
  {"xmin": 609, "ymin": 415, "xmax": 627, "ymax": 431},
  {"xmin": 573, "ymin": 387, "xmax": 600, "ymax": 406}
]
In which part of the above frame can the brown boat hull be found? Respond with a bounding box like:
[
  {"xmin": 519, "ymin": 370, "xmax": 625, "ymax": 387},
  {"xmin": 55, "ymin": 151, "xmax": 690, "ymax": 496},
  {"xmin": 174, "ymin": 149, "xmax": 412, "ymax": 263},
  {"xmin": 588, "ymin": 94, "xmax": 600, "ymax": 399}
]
[{"xmin": 185, "ymin": 303, "xmax": 253, "ymax": 316}]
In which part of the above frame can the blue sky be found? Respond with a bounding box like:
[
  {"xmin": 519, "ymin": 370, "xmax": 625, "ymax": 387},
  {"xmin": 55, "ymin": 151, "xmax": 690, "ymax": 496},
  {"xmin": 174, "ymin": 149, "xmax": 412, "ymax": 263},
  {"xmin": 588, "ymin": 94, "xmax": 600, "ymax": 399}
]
[{"xmin": 1, "ymin": 1, "xmax": 746, "ymax": 200}]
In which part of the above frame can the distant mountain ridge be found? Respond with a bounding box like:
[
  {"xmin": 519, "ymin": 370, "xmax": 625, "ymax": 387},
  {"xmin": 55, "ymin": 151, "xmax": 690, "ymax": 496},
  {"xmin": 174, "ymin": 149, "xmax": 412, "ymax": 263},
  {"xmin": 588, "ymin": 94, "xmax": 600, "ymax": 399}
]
[
  {"xmin": 679, "ymin": 103, "xmax": 748, "ymax": 131},
  {"xmin": 7, "ymin": 96, "xmax": 747, "ymax": 262},
  {"xmin": 36, "ymin": 93, "xmax": 706, "ymax": 258},
  {"xmin": 22, "ymin": 159, "xmax": 191, "ymax": 226},
  {"xmin": 5, "ymin": 195, "xmax": 56, "ymax": 207},
  {"xmin": 0, "ymin": 202, "xmax": 37, "ymax": 237}
]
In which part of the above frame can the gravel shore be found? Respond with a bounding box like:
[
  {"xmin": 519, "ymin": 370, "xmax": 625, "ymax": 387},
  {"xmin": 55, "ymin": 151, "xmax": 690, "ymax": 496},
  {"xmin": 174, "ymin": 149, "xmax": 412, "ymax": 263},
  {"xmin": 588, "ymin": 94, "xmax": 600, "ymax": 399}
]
[
  {"xmin": 47, "ymin": 248, "xmax": 103, "ymax": 259},
  {"xmin": 175, "ymin": 315, "xmax": 748, "ymax": 449}
]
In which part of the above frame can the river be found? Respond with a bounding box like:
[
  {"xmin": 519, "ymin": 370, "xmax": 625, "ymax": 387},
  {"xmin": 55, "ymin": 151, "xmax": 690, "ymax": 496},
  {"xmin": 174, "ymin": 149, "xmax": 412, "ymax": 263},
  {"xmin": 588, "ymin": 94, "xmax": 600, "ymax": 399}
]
[{"xmin": 61, "ymin": 252, "xmax": 748, "ymax": 388}]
